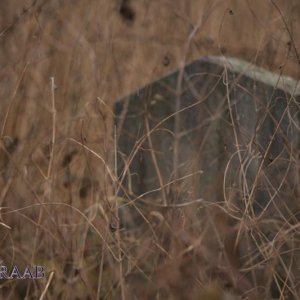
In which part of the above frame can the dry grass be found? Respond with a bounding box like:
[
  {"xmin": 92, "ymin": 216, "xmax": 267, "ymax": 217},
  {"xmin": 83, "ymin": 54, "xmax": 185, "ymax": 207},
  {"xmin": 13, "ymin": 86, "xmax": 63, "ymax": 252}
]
[{"xmin": 0, "ymin": 0, "xmax": 300, "ymax": 299}]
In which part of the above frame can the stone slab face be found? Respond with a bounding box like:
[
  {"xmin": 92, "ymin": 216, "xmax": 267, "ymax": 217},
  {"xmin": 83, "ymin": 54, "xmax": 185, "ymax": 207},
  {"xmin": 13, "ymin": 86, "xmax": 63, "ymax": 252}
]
[{"xmin": 114, "ymin": 56, "xmax": 300, "ymax": 216}]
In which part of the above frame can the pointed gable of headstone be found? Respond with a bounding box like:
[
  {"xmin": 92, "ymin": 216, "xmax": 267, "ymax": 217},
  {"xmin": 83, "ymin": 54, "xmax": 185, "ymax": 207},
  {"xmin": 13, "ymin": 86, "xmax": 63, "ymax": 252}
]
[{"xmin": 114, "ymin": 56, "xmax": 300, "ymax": 216}]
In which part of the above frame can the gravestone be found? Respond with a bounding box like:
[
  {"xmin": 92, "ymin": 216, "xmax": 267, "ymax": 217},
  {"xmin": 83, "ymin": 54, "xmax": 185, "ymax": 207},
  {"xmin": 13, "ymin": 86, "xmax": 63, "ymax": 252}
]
[{"xmin": 114, "ymin": 56, "xmax": 300, "ymax": 217}]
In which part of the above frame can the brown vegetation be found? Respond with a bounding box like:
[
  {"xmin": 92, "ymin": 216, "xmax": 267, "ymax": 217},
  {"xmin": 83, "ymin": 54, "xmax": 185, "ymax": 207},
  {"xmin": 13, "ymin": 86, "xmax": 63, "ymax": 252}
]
[{"xmin": 0, "ymin": 0, "xmax": 300, "ymax": 299}]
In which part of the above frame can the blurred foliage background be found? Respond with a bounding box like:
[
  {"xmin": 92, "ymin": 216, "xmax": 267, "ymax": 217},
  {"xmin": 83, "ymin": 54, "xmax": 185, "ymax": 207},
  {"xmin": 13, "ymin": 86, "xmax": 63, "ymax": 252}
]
[{"xmin": 0, "ymin": 0, "xmax": 300, "ymax": 299}]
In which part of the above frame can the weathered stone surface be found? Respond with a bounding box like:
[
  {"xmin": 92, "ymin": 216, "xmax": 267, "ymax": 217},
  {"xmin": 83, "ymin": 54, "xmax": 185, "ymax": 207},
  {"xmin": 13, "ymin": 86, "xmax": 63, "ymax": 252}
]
[{"xmin": 114, "ymin": 56, "xmax": 300, "ymax": 216}]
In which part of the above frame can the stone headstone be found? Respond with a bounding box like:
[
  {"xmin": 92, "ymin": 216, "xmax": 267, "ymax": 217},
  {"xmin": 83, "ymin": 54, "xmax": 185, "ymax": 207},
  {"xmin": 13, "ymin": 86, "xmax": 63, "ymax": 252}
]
[{"xmin": 114, "ymin": 56, "xmax": 300, "ymax": 216}]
